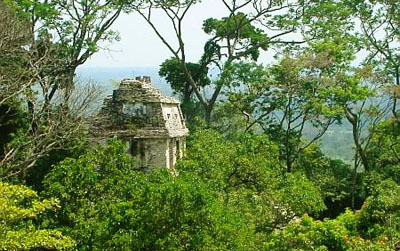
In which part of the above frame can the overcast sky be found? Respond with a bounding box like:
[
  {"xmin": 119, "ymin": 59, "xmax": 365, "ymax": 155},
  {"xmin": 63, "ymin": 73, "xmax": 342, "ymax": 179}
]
[{"xmin": 84, "ymin": 1, "xmax": 230, "ymax": 68}]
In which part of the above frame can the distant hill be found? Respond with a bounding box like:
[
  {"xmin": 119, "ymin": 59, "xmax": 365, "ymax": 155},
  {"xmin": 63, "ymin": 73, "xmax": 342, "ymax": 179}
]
[{"xmin": 76, "ymin": 67, "xmax": 173, "ymax": 96}]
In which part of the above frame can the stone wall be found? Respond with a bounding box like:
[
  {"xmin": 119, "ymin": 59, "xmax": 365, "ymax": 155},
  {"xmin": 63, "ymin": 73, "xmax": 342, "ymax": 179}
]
[
  {"xmin": 94, "ymin": 76, "xmax": 189, "ymax": 171},
  {"xmin": 125, "ymin": 138, "xmax": 169, "ymax": 171}
]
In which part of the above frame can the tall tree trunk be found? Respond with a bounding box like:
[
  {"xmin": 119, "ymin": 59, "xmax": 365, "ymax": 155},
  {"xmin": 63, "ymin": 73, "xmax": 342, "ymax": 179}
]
[
  {"xmin": 204, "ymin": 105, "xmax": 213, "ymax": 127},
  {"xmin": 183, "ymin": 84, "xmax": 191, "ymax": 105},
  {"xmin": 393, "ymin": 66, "xmax": 399, "ymax": 122},
  {"xmin": 346, "ymin": 109, "xmax": 370, "ymax": 172},
  {"xmin": 351, "ymin": 154, "xmax": 360, "ymax": 210},
  {"xmin": 286, "ymin": 156, "xmax": 292, "ymax": 173}
]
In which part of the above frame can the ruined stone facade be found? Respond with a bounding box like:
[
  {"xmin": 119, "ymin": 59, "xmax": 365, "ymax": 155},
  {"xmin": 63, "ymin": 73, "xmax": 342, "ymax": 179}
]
[{"xmin": 95, "ymin": 76, "xmax": 189, "ymax": 171}]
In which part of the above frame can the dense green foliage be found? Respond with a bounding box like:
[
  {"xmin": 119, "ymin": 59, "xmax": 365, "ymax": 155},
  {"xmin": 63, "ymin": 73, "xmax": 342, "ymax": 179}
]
[
  {"xmin": 159, "ymin": 58, "xmax": 209, "ymax": 123},
  {"xmin": 0, "ymin": 182, "xmax": 75, "ymax": 250},
  {"xmin": 43, "ymin": 140, "xmax": 254, "ymax": 250},
  {"xmin": 2, "ymin": 0, "xmax": 400, "ymax": 250}
]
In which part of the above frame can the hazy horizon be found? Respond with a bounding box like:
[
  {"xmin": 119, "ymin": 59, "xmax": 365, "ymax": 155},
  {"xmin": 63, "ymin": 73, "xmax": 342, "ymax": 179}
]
[{"xmin": 76, "ymin": 66, "xmax": 174, "ymax": 96}]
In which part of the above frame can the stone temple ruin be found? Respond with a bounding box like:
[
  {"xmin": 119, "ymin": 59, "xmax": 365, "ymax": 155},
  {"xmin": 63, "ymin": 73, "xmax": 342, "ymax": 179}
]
[{"xmin": 95, "ymin": 76, "xmax": 189, "ymax": 171}]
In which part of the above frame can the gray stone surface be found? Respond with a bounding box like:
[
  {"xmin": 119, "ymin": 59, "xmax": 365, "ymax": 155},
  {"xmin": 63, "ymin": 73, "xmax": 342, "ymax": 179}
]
[{"xmin": 94, "ymin": 76, "xmax": 189, "ymax": 171}]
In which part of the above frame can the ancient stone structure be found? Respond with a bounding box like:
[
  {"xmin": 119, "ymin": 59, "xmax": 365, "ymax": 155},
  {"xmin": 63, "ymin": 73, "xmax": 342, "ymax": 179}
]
[{"xmin": 96, "ymin": 76, "xmax": 189, "ymax": 171}]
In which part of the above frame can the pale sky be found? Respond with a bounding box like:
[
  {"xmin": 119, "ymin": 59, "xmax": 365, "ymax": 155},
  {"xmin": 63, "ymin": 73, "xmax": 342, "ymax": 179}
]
[{"xmin": 84, "ymin": 1, "xmax": 230, "ymax": 68}]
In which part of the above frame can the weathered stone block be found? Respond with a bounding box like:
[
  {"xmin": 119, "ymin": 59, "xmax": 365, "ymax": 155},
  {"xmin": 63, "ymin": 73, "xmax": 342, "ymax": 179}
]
[{"xmin": 94, "ymin": 76, "xmax": 189, "ymax": 171}]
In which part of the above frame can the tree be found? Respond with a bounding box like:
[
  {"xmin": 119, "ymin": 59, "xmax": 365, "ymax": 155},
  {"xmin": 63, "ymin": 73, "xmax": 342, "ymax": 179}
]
[
  {"xmin": 0, "ymin": 1, "xmax": 32, "ymax": 106},
  {"xmin": 0, "ymin": 181, "xmax": 75, "ymax": 250},
  {"xmin": 354, "ymin": 0, "xmax": 400, "ymax": 120},
  {"xmin": 0, "ymin": 80, "xmax": 101, "ymax": 179},
  {"xmin": 0, "ymin": 3, "xmax": 31, "ymax": 159},
  {"xmin": 366, "ymin": 120, "xmax": 400, "ymax": 184},
  {"xmin": 177, "ymin": 130, "xmax": 325, "ymax": 234},
  {"xmin": 1, "ymin": 0, "xmax": 123, "ymax": 106},
  {"xmin": 342, "ymin": 82, "xmax": 388, "ymax": 174},
  {"xmin": 336, "ymin": 65, "xmax": 391, "ymax": 210},
  {"xmin": 43, "ymin": 140, "xmax": 253, "ymax": 250},
  {"xmin": 295, "ymin": 144, "xmax": 359, "ymax": 217},
  {"xmin": 0, "ymin": 0, "xmax": 126, "ymax": 178},
  {"xmin": 211, "ymin": 61, "xmax": 268, "ymax": 134},
  {"xmin": 20, "ymin": 0, "xmax": 125, "ymax": 90},
  {"xmin": 357, "ymin": 179, "xmax": 400, "ymax": 249},
  {"xmin": 223, "ymin": 40, "xmax": 370, "ymax": 172},
  {"xmin": 266, "ymin": 209, "xmax": 393, "ymax": 250},
  {"xmin": 159, "ymin": 57, "xmax": 209, "ymax": 123},
  {"xmin": 128, "ymin": 0, "xmax": 307, "ymax": 125}
]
